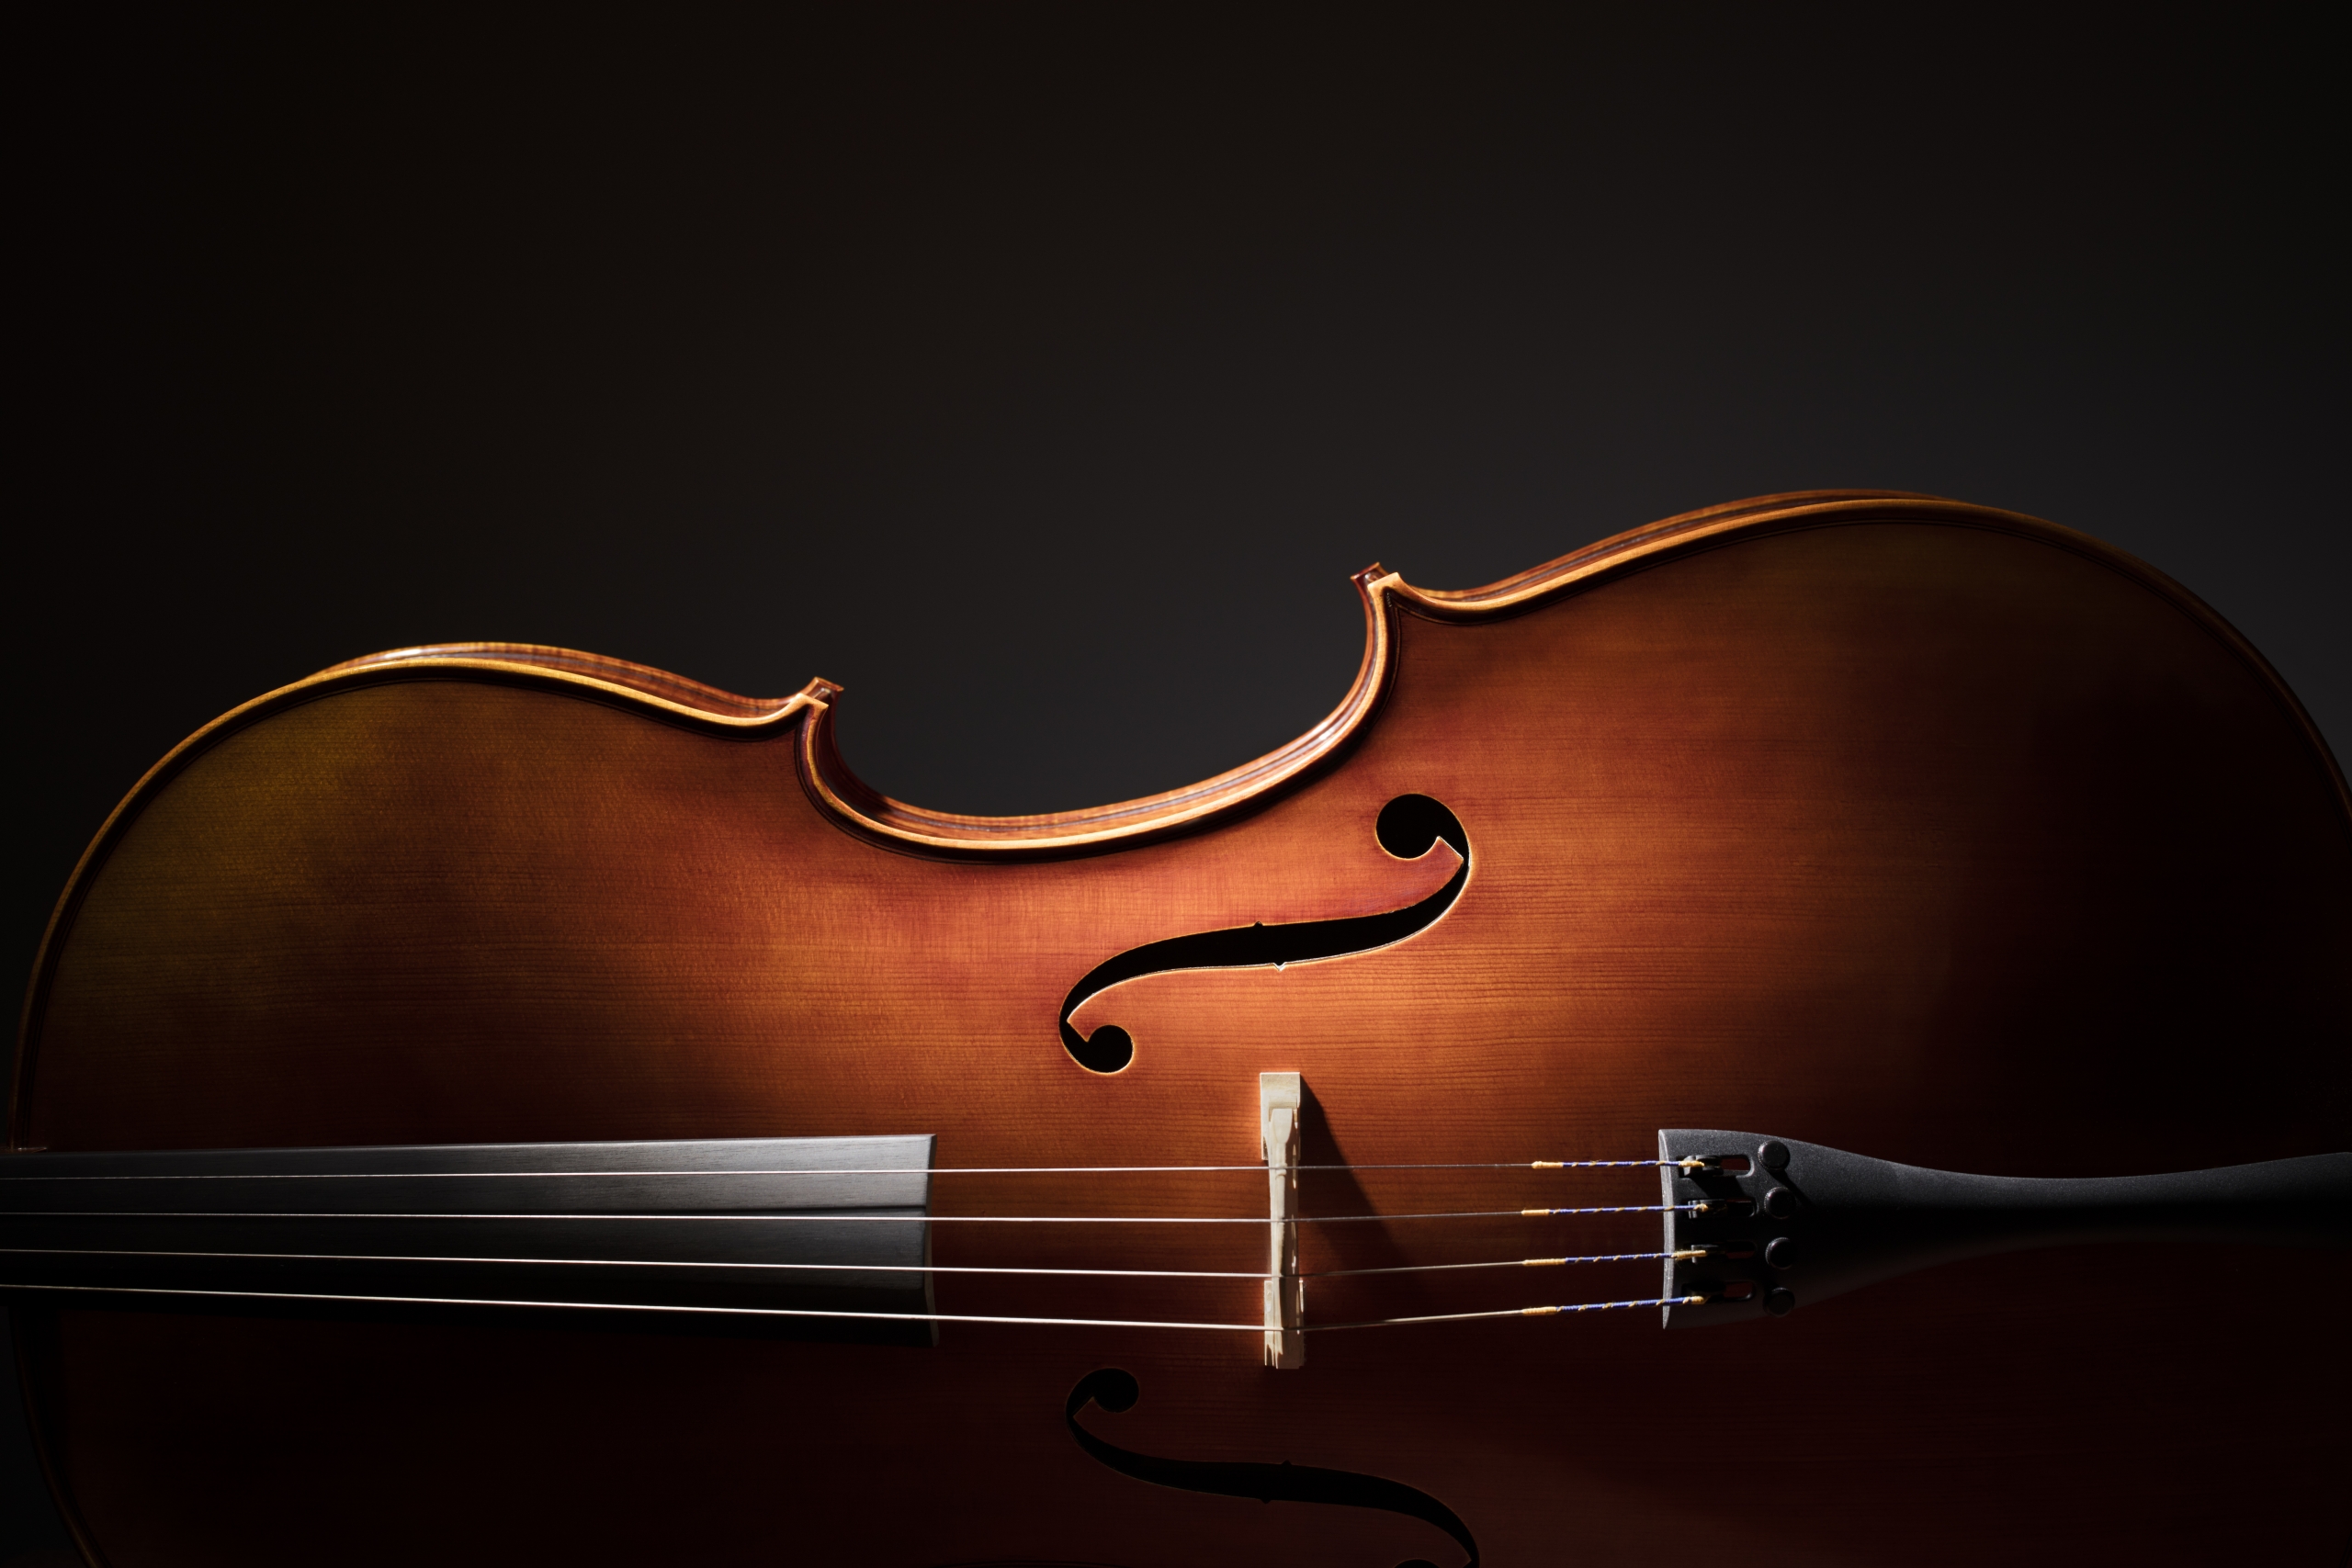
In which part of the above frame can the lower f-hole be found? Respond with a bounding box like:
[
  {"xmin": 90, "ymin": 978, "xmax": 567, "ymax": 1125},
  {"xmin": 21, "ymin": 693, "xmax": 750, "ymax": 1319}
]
[{"xmin": 1056, "ymin": 794, "xmax": 1471, "ymax": 1075}]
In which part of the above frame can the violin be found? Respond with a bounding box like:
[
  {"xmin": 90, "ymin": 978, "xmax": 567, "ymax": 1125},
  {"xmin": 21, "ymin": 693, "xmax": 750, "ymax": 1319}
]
[{"xmin": 8, "ymin": 491, "xmax": 2347, "ymax": 1566}]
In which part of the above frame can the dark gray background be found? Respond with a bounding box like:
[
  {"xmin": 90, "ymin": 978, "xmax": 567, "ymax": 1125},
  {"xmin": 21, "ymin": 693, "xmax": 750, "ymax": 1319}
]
[{"xmin": 6, "ymin": 7, "xmax": 2343, "ymax": 1558}]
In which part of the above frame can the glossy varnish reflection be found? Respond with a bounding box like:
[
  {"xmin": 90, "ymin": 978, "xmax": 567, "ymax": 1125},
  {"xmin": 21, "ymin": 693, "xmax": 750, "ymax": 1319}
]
[{"xmin": 11, "ymin": 492, "xmax": 2349, "ymax": 1566}]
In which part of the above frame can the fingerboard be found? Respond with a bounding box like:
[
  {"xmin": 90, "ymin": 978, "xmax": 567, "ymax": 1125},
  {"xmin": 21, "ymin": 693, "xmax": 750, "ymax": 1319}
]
[{"xmin": 0, "ymin": 1134, "xmax": 936, "ymax": 1344}]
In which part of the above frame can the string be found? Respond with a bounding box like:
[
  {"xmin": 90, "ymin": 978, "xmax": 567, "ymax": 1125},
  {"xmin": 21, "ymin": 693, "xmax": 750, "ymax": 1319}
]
[
  {"xmin": 1305, "ymin": 1249, "xmax": 1692, "ymax": 1278},
  {"xmin": 0, "ymin": 1158, "xmax": 1676, "ymax": 1180},
  {"xmin": 1307, "ymin": 1295, "xmax": 1705, "ymax": 1330},
  {"xmin": 0, "ymin": 1204, "xmax": 1695, "ymax": 1224},
  {"xmin": 0, "ymin": 1246, "xmax": 1265, "ymax": 1279},
  {"xmin": 0, "ymin": 1282, "xmax": 1265, "ymax": 1332},
  {"xmin": 0, "ymin": 1245, "xmax": 1696, "ymax": 1280},
  {"xmin": 0, "ymin": 1282, "xmax": 1709, "ymax": 1333}
]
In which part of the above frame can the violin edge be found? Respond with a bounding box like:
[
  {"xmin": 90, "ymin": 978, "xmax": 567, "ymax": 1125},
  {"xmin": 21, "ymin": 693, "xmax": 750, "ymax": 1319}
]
[
  {"xmin": 806, "ymin": 486, "xmax": 2352, "ymax": 853},
  {"xmin": 802, "ymin": 491, "xmax": 1962, "ymax": 850},
  {"xmin": 17, "ymin": 490, "xmax": 2348, "ymax": 1149},
  {"xmin": 321, "ymin": 642, "xmax": 827, "ymax": 724},
  {"xmin": 47, "ymin": 489, "xmax": 2350, "ymax": 863}
]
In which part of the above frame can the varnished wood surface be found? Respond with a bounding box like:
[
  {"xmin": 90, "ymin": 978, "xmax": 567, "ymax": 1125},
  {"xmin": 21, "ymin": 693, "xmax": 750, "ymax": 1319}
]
[{"xmin": 11, "ymin": 496, "xmax": 2350, "ymax": 1565}]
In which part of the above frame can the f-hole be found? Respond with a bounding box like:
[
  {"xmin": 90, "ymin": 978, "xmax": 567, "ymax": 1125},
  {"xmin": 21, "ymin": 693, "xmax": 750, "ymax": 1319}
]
[{"xmin": 1059, "ymin": 795, "xmax": 1469, "ymax": 1074}]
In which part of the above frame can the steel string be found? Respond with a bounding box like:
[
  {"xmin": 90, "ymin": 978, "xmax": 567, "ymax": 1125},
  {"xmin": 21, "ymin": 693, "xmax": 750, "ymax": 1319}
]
[
  {"xmin": 0, "ymin": 1203, "xmax": 1694, "ymax": 1224},
  {"xmin": 0, "ymin": 1282, "xmax": 1712, "ymax": 1334},
  {"xmin": 0, "ymin": 1158, "xmax": 1678, "ymax": 1180}
]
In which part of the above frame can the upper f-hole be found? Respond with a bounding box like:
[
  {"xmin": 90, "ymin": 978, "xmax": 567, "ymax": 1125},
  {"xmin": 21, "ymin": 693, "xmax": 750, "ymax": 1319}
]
[{"xmin": 1057, "ymin": 794, "xmax": 1471, "ymax": 1074}]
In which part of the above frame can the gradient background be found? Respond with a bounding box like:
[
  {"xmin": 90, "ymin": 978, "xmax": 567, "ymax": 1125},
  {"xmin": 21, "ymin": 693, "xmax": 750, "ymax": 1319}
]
[{"xmin": 6, "ymin": 8, "xmax": 2344, "ymax": 1559}]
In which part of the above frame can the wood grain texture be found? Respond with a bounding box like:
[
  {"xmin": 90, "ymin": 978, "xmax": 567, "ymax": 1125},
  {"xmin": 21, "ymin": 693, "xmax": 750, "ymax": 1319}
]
[{"xmin": 10, "ymin": 494, "xmax": 2349, "ymax": 1566}]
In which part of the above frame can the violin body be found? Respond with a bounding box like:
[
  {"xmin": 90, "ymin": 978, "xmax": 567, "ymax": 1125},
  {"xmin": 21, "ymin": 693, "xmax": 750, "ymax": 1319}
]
[{"xmin": 12, "ymin": 492, "xmax": 2349, "ymax": 1565}]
